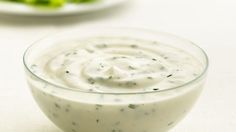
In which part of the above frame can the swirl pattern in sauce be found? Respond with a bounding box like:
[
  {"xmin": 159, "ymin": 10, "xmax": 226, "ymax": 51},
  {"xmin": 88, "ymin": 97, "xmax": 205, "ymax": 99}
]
[{"xmin": 32, "ymin": 37, "xmax": 203, "ymax": 93}]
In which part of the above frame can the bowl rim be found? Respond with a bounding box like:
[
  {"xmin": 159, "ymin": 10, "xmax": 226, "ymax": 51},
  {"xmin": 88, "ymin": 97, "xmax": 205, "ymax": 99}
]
[{"xmin": 23, "ymin": 27, "xmax": 209, "ymax": 95}]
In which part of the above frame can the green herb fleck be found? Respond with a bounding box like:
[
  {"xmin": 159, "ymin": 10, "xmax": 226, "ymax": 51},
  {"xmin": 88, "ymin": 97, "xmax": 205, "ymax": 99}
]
[
  {"xmin": 30, "ymin": 64, "xmax": 37, "ymax": 69},
  {"xmin": 130, "ymin": 44, "xmax": 138, "ymax": 48},
  {"xmin": 65, "ymin": 108, "xmax": 70, "ymax": 112},
  {"xmin": 128, "ymin": 65, "xmax": 136, "ymax": 70},
  {"xmin": 152, "ymin": 58, "xmax": 157, "ymax": 61},
  {"xmin": 153, "ymin": 88, "xmax": 159, "ymax": 91},
  {"xmin": 96, "ymin": 104, "xmax": 103, "ymax": 107},
  {"xmin": 160, "ymin": 66, "xmax": 165, "ymax": 70},
  {"xmin": 99, "ymin": 63, "xmax": 104, "ymax": 68},
  {"xmin": 66, "ymin": 70, "xmax": 70, "ymax": 74},
  {"xmin": 86, "ymin": 49, "xmax": 94, "ymax": 53},
  {"xmin": 65, "ymin": 52, "xmax": 71, "ymax": 56},
  {"xmin": 115, "ymin": 121, "xmax": 120, "ymax": 125},
  {"xmin": 128, "ymin": 104, "xmax": 138, "ymax": 109},
  {"xmin": 96, "ymin": 119, "xmax": 99, "ymax": 123},
  {"xmin": 87, "ymin": 78, "xmax": 95, "ymax": 84},
  {"xmin": 54, "ymin": 103, "xmax": 61, "ymax": 109},
  {"xmin": 72, "ymin": 121, "xmax": 76, "ymax": 126},
  {"xmin": 112, "ymin": 57, "xmax": 118, "ymax": 60},
  {"xmin": 96, "ymin": 44, "xmax": 107, "ymax": 48},
  {"xmin": 88, "ymin": 89, "xmax": 94, "ymax": 92},
  {"xmin": 168, "ymin": 121, "xmax": 174, "ymax": 126},
  {"xmin": 125, "ymin": 81, "xmax": 137, "ymax": 87},
  {"xmin": 120, "ymin": 108, "xmax": 125, "ymax": 112},
  {"xmin": 52, "ymin": 113, "xmax": 58, "ymax": 118},
  {"xmin": 147, "ymin": 76, "xmax": 153, "ymax": 79},
  {"xmin": 152, "ymin": 109, "xmax": 156, "ymax": 113},
  {"xmin": 166, "ymin": 74, "xmax": 173, "ymax": 78},
  {"xmin": 108, "ymin": 76, "xmax": 113, "ymax": 79}
]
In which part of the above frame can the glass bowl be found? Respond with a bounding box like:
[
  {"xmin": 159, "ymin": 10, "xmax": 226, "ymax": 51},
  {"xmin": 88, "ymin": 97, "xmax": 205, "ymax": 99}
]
[{"xmin": 23, "ymin": 28, "xmax": 208, "ymax": 132}]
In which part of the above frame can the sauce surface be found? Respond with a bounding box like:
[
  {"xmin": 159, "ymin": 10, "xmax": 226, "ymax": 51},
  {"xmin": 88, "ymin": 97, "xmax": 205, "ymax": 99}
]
[{"xmin": 32, "ymin": 37, "xmax": 202, "ymax": 93}]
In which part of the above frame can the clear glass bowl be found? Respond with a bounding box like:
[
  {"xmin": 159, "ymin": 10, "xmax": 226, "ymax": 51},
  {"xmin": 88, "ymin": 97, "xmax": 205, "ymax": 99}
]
[{"xmin": 23, "ymin": 28, "xmax": 208, "ymax": 132}]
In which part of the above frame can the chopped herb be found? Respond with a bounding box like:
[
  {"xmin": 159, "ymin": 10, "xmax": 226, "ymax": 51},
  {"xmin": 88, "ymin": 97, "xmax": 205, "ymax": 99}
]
[
  {"xmin": 96, "ymin": 104, "xmax": 103, "ymax": 107},
  {"xmin": 99, "ymin": 63, "xmax": 104, "ymax": 68},
  {"xmin": 128, "ymin": 104, "xmax": 138, "ymax": 109},
  {"xmin": 130, "ymin": 44, "xmax": 138, "ymax": 48},
  {"xmin": 73, "ymin": 51, "xmax": 77, "ymax": 55},
  {"xmin": 88, "ymin": 89, "xmax": 94, "ymax": 92},
  {"xmin": 96, "ymin": 119, "xmax": 99, "ymax": 123},
  {"xmin": 121, "ymin": 56, "xmax": 127, "ymax": 58},
  {"xmin": 65, "ymin": 52, "xmax": 71, "ymax": 56},
  {"xmin": 87, "ymin": 78, "xmax": 95, "ymax": 84},
  {"xmin": 67, "ymin": 104, "xmax": 71, "ymax": 108},
  {"xmin": 168, "ymin": 80, "xmax": 175, "ymax": 83},
  {"xmin": 147, "ymin": 76, "xmax": 153, "ymax": 79},
  {"xmin": 85, "ymin": 49, "xmax": 94, "ymax": 53},
  {"xmin": 120, "ymin": 108, "xmax": 125, "ymax": 112},
  {"xmin": 65, "ymin": 108, "xmax": 70, "ymax": 112},
  {"xmin": 126, "ymin": 81, "xmax": 137, "ymax": 87},
  {"xmin": 183, "ymin": 110, "xmax": 187, "ymax": 114},
  {"xmin": 160, "ymin": 66, "xmax": 165, "ymax": 70},
  {"xmin": 54, "ymin": 103, "xmax": 61, "ymax": 109},
  {"xmin": 112, "ymin": 130, "xmax": 116, "ymax": 132},
  {"xmin": 95, "ymin": 104, "xmax": 102, "ymax": 110},
  {"xmin": 152, "ymin": 41, "xmax": 158, "ymax": 44},
  {"xmin": 152, "ymin": 58, "xmax": 157, "ymax": 61},
  {"xmin": 30, "ymin": 64, "xmax": 37, "ymax": 69},
  {"xmin": 112, "ymin": 57, "xmax": 118, "ymax": 60},
  {"xmin": 108, "ymin": 76, "xmax": 113, "ymax": 79},
  {"xmin": 95, "ymin": 44, "xmax": 107, "ymax": 48},
  {"xmin": 42, "ymin": 92, "xmax": 47, "ymax": 96},
  {"xmin": 168, "ymin": 121, "xmax": 174, "ymax": 126},
  {"xmin": 65, "ymin": 70, "xmax": 70, "ymax": 74},
  {"xmin": 52, "ymin": 113, "xmax": 58, "ymax": 118},
  {"xmin": 128, "ymin": 65, "xmax": 136, "ymax": 70},
  {"xmin": 164, "ymin": 56, "xmax": 168, "ymax": 59},
  {"xmin": 115, "ymin": 121, "xmax": 120, "ymax": 125},
  {"xmin": 166, "ymin": 74, "xmax": 173, "ymax": 78},
  {"xmin": 153, "ymin": 88, "xmax": 159, "ymax": 91},
  {"xmin": 72, "ymin": 121, "xmax": 76, "ymax": 126},
  {"xmin": 152, "ymin": 109, "xmax": 156, "ymax": 113}
]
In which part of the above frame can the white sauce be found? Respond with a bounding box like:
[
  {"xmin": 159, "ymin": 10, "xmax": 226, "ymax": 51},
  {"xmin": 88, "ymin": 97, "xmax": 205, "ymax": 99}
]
[
  {"xmin": 34, "ymin": 37, "xmax": 202, "ymax": 93},
  {"xmin": 28, "ymin": 37, "xmax": 205, "ymax": 132}
]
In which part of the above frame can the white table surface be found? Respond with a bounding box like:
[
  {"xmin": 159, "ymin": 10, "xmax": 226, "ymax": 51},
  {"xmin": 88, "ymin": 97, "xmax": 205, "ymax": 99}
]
[{"xmin": 0, "ymin": 0, "xmax": 236, "ymax": 131}]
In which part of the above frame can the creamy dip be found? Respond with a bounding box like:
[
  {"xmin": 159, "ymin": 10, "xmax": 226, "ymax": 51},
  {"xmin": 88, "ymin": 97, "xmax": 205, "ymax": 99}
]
[
  {"xmin": 32, "ymin": 37, "xmax": 202, "ymax": 93},
  {"xmin": 27, "ymin": 37, "xmax": 205, "ymax": 132}
]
